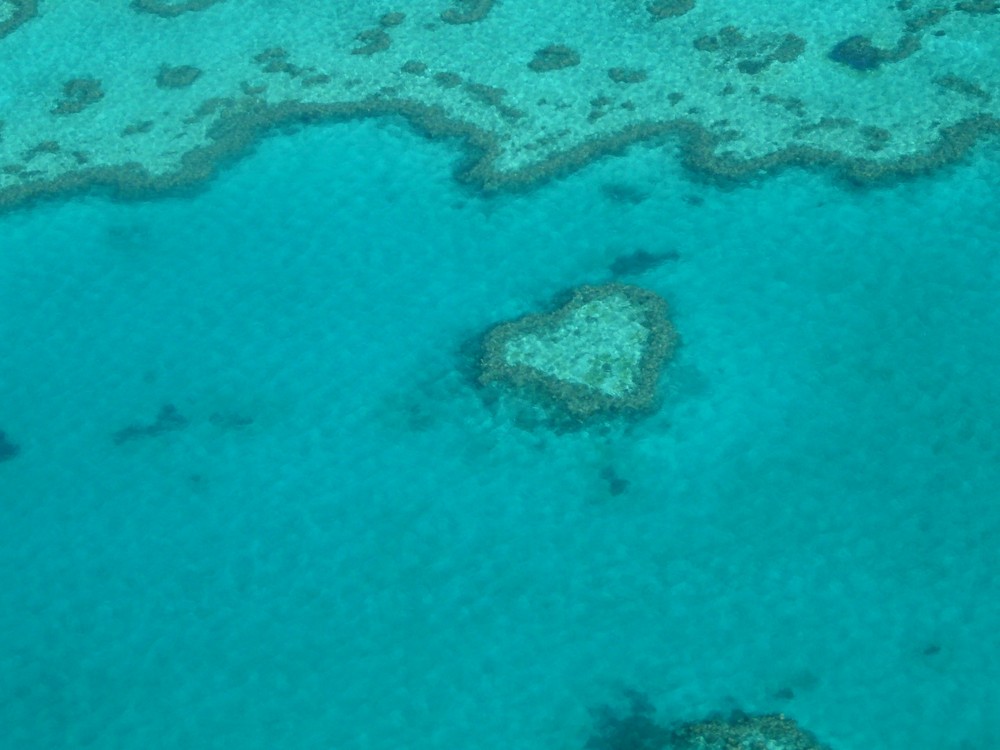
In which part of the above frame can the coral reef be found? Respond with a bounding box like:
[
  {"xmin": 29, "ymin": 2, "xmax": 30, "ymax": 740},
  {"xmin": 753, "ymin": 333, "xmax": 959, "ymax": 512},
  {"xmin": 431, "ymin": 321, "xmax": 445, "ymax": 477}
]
[
  {"xmin": 440, "ymin": 0, "xmax": 495, "ymax": 25},
  {"xmin": 112, "ymin": 404, "xmax": 188, "ymax": 445},
  {"xmin": 671, "ymin": 712, "xmax": 832, "ymax": 750},
  {"xmin": 827, "ymin": 34, "xmax": 918, "ymax": 71},
  {"xmin": 2, "ymin": 1, "xmax": 1000, "ymax": 212},
  {"xmin": 648, "ymin": 0, "xmax": 696, "ymax": 20},
  {"xmin": 156, "ymin": 65, "xmax": 203, "ymax": 89},
  {"xmin": 0, "ymin": 0, "xmax": 36, "ymax": 38},
  {"xmin": 586, "ymin": 690, "xmax": 833, "ymax": 750},
  {"xmin": 131, "ymin": 0, "xmax": 224, "ymax": 17},
  {"xmin": 51, "ymin": 78, "xmax": 104, "ymax": 116},
  {"xmin": 479, "ymin": 283, "xmax": 677, "ymax": 422},
  {"xmin": 694, "ymin": 26, "xmax": 806, "ymax": 75},
  {"xmin": 528, "ymin": 44, "xmax": 581, "ymax": 72}
]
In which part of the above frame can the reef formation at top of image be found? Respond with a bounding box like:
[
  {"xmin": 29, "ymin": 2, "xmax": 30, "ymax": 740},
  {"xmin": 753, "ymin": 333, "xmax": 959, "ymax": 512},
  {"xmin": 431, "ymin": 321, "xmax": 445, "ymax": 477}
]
[{"xmin": 0, "ymin": 0, "xmax": 998, "ymax": 211}]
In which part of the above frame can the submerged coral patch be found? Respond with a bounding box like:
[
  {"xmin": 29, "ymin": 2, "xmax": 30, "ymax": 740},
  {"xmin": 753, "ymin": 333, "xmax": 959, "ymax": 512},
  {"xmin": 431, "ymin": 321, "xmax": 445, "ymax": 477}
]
[
  {"xmin": 479, "ymin": 284, "xmax": 676, "ymax": 421},
  {"xmin": 379, "ymin": 12, "xmax": 406, "ymax": 28},
  {"xmin": 608, "ymin": 248, "xmax": 679, "ymax": 276},
  {"xmin": 352, "ymin": 28, "xmax": 392, "ymax": 56},
  {"xmin": 828, "ymin": 34, "xmax": 919, "ymax": 71},
  {"xmin": 956, "ymin": 0, "xmax": 999, "ymax": 13},
  {"xmin": 934, "ymin": 74, "xmax": 992, "ymax": 101},
  {"xmin": 608, "ymin": 67, "xmax": 649, "ymax": 84},
  {"xmin": 647, "ymin": 0, "xmax": 695, "ymax": 20},
  {"xmin": 400, "ymin": 60, "xmax": 428, "ymax": 75},
  {"xmin": 0, "ymin": 429, "xmax": 20, "ymax": 462},
  {"xmin": 440, "ymin": 0, "xmax": 495, "ymax": 25},
  {"xmin": 528, "ymin": 45, "xmax": 581, "ymax": 72},
  {"xmin": 51, "ymin": 78, "xmax": 104, "ymax": 116},
  {"xmin": 0, "ymin": 0, "xmax": 36, "ymax": 39},
  {"xmin": 694, "ymin": 26, "xmax": 806, "ymax": 75},
  {"xmin": 828, "ymin": 36, "xmax": 886, "ymax": 71},
  {"xmin": 130, "ymin": 0, "xmax": 224, "ymax": 16},
  {"xmin": 112, "ymin": 404, "xmax": 188, "ymax": 445},
  {"xmin": 156, "ymin": 65, "xmax": 202, "ymax": 89}
]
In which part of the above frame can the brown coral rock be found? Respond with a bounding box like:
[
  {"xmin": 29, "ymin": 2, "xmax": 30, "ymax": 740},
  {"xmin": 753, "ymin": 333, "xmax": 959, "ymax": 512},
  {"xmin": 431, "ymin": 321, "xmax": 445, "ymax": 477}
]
[
  {"xmin": 648, "ymin": 0, "xmax": 695, "ymax": 20},
  {"xmin": 440, "ymin": 0, "xmax": 494, "ymax": 24},
  {"xmin": 156, "ymin": 64, "xmax": 202, "ymax": 89},
  {"xmin": 528, "ymin": 45, "xmax": 581, "ymax": 72},
  {"xmin": 51, "ymin": 78, "xmax": 104, "ymax": 116},
  {"xmin": 352, "ymin": 28, "xmax": 391, "ymax": 56}
]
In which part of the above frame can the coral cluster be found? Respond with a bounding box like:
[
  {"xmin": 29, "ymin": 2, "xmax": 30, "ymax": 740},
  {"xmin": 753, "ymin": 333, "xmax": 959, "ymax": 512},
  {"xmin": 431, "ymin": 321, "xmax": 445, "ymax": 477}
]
[{"xmin": 479, "ymin": 284, "xmax": 677, "ymax": 422}]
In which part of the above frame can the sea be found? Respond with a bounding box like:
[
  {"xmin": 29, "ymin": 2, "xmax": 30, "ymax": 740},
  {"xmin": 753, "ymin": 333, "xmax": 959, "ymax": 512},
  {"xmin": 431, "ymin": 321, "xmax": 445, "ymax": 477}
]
[{"xmin": 2, "ymin": 53, "xmax": 999, "ymax": 750}]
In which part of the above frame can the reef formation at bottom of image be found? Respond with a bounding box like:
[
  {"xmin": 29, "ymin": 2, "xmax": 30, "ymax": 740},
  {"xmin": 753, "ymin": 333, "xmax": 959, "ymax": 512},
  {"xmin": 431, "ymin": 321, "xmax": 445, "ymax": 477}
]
[
  {"xmin": 478, "ymin": 283, "xmax": 677, "ymax": 424},
  {"xmin": 586, "ymin": 690, "xmax": 832, "ymax": 750},
  {"xmin": 669, "ymin": 713, "xmax": 831, "ymax": 750}
]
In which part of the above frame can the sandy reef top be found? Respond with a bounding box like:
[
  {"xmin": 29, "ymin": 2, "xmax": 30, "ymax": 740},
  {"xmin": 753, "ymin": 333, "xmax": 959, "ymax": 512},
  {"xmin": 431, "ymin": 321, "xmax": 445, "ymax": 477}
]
[
  {"xmin": 1, "ymin": 0, "xmax": 999, "ymax": 209},
  {"xmin": 502, "ymin": 293, "xmax": 651, "ymax": 399}
]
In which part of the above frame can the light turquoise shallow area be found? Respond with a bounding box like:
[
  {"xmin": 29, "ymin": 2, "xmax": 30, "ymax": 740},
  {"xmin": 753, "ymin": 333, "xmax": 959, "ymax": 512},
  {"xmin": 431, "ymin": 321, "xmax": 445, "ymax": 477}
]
[{"xmin": 1, "ymin": 116, "xmax": 999, "ymax": 749}]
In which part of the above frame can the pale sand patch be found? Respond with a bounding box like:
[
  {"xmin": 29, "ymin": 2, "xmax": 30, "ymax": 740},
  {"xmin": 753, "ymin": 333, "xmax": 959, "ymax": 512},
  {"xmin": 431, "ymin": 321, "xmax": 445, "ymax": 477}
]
[{"xmin": 503, "ymin": 295, "xmax": 649, "ymax": 398}]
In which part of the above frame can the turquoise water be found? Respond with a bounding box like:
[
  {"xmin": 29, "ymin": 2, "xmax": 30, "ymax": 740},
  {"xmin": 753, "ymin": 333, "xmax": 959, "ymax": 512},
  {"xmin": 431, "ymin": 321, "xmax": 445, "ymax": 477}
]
[{"xmin": 2, "ymin": 118, "xmax": 999, "ymax": 749}]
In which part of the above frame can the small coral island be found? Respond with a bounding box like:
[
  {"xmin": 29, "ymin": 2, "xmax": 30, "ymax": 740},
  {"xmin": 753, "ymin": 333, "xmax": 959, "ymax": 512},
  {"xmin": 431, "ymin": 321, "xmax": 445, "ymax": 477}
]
[{"xmin": 479, "ymin": 283, "xmax": 677, "ymax": 422}]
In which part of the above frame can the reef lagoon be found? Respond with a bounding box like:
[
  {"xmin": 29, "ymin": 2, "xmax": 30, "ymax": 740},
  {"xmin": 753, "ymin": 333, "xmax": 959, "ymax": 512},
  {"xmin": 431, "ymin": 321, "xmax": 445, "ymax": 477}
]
[{"xmin": 1, "ymin": 2, "xmax": 999, "ymax": 749}]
